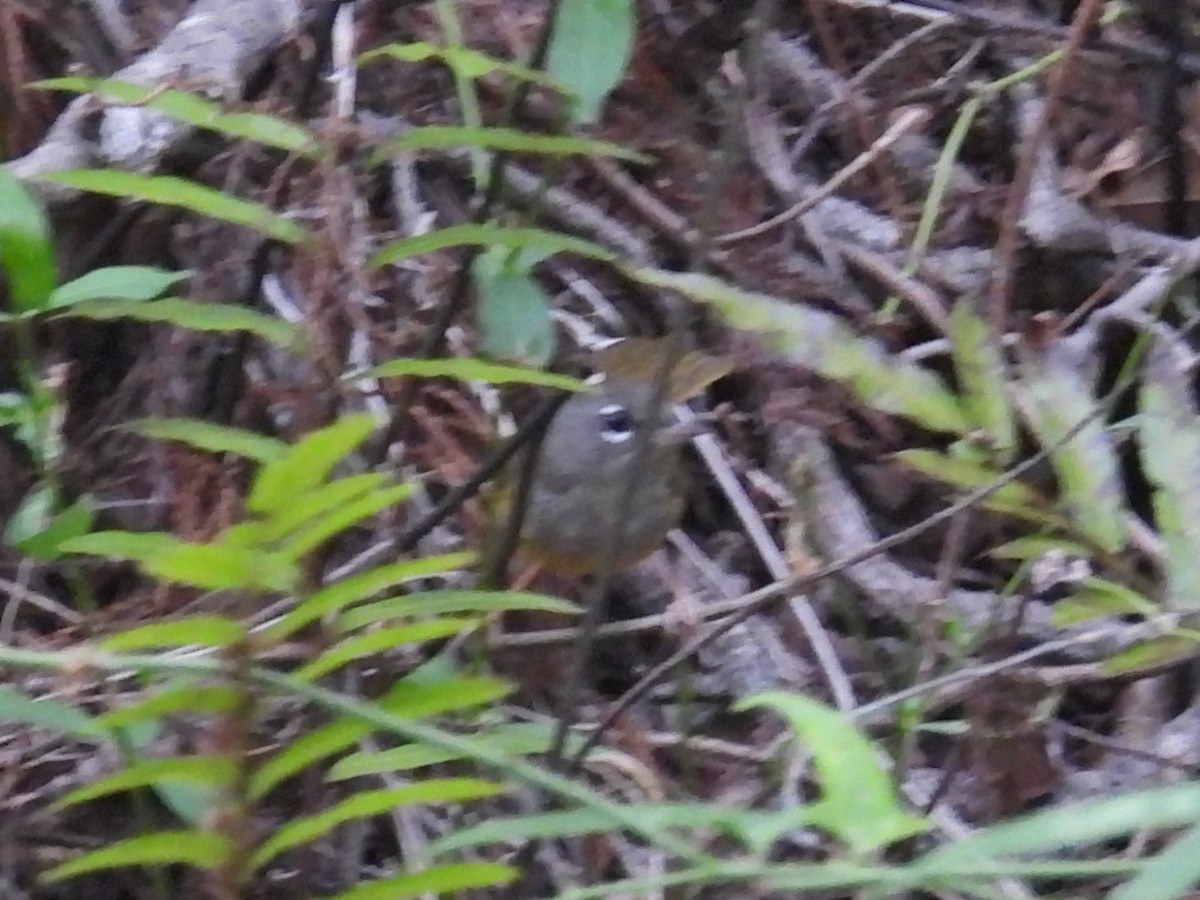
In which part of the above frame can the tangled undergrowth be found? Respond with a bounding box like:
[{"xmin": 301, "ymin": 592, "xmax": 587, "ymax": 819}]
[{"xmin": 4, "ymin": 1, "xmax": 1200, "ymax": 898}]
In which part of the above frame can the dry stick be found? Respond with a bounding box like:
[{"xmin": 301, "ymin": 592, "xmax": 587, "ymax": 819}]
[
  {"xmin": 1055, "ymin": 719, "xmax": 1194, "ymax": 775},
  {"xmin": 206, "ymin": 0, "xmax": 346, "ymax": 425},
  {"xmin": 208, "ymin": 5, "xmax": 339, "ymax": 425},
  {"xmin": 987, "ymin": 0, "xmax": 1104, "ymax": 334},
  {"xmin": 681, "ymin": 412, "xmax": 858, "ymax": 712},
  {"xmin": 847, "ymin": 17, "xmax": 952, "ymax": 94},
  {"xmin": 487, "ymin": 591, "xmax": 768, "ymax": 648},
  {"xmin": 716, "ymin": 107, "xmax": 931, "ymax": 246},
  {"xmin": 836, "ymin": 238, "xmax": 951, "ymax": 333}
]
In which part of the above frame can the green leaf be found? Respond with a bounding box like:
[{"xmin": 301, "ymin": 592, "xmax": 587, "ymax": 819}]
[
  {"xmin": 0, "ymin": 391, "xmax": 33, "ymax": 425},
  {"xmin": 371, "ymin": 675, "xmax": 513, "ymax": 719},
  {"xmin": 894, "ymin": 449, "xmax": 1039, "ymax": 508},
  {"xmin": 325, "ymin": 863, "xmax": 516, "ymax": 900},
  {"xmin": 246, "ymin": 472, "xmax": 387, "ymax": 545},
  {"xmin": 248, "ymin": 779, "xmax": 501, "ymax": 871},
  {"xmin": 53, "ymin": 723, "xmax": 223, "ymax": 826},
  {"xmin": 373, "ymin": 125, "xmax": 646, "ymax": 163},
  {"xmin": 1019, "ymin": 341, "xmax": 1126, "ymax": 552},
  {"xmin": 915, "ymin": 782, "xmax": 1200, "ymax": 869},
  {"xmin": 473, "ymin": 246, "xmax": 555, "ymax": 366},
  {"xmin": 40, "ymin": 830, "xmax": 231, "ymax": 882},
  {"xmin": 128, "ymin": 417, "xmax": 289, "ymax": 464},
  {"xmin": 296, "ymin": 618, "xmax": 479, "ymax": 681},
  {"xmin": 259, "ymin": 665, "xmax": 702, "ymax": 861},
  {"xmin": 432, "ymin": 803, "xmax": 752, "ymax": 855},
  {"xmin": 358, "ymin": 40, "xmax": 449, "ymax": 66},
  {"xmin": 61, "ymin": 531, "xmax": 299, "ymax": 592},
  {"xmin": 59, "ymin": 529, "xmax": 183, "ymax": 559},
  {"xmin": 819, "ymin": 332, "xmax": 968, "ymax": 437},
  {"xmin": 99, "ymin": 616, "xmax": 247, "ymax": 651},
  {"xmin": 1110, "ymin": 819, "xmax": 1200, "ymax": 900},
  {"xmin": 154, "ymin": 781, "xmax": 218, "ymax": 828},
  {"xmin": 275, "ymin": 482, "xmax": 413, "ymax": 560},
  {"xmin": 627, "ymin": 267, "xmax": 970, "ymax": 434},
  {"xmin": 441, "ymin": 45, "xmax": 549, "ymax": 83},
  {"xmin": 1140, "ymin": 339, "xmax": 1200, "ymax": 609},
  {"xmin": 249, "ymin": 716, "xmax": 372, "ymax": 801},
  {"xmin": 55, "ymin": 756, "xmax": 236, "ymax": 809},
  {"xmin": 47, "ymin": 266, "xmax": 189, "ymax": 309},
  {"xmin": 147, "ymin": 542, "xmax": 298, "ymax": 592},
  {"xmin": 42, "ymin": 170, "xmax": 307, "ymax": 244},
  {"xmin": 433, "ymin": 807, "xmax": 650, "ymax": 854},
  {"xmin": 358, "ymin": 40, "xmax": 561, "ymax": 90},
  {"xmin": 329, "ymin": 722, "xmax": 582, "ymax": 780},
  {"xmin": 4, "ymin": 484, "xmax": 56, "ymax": 548},
  {"xmin": 761, "ymin": 862, "xmax": 902, "ymax": 893},
  {"xmin": 249, "ymin": 414, "xmax": 376, "ymax": 515},
  {"xmin": 97, "ymin": 683, "xmax": 239, "ymax": 730},
  {"xmin": 267, "ymin": 553, "xmax": 475, "ymax": 640},
  {"xmin": 950, "ymin": 298, "xmax": 1016, "ymax": 461},
  {"xmin": 1102, "ymin": 636, "xmax": 1199, "ymax": 677},
  {"xmin": 247, "ymin": 674, "xmax": 510, "ymax": 800},
  {"xmin": 35, "ymin": 78, "xmax": 322, "ymax": 157},
  {"xmin": 0, "ymin": 684, "xmax": 108, "ymax": 740},
  {"xmin": 56, "ymin": 297, "xmax": 302, "ymax": 348},
  {"xmin": 14, "ymin": 495, "xmax": 95, "ymax": 561},
  {"xmin": 896, "ymin": 446, "xmax": 1066, "ymax": 529},
  {"xmin": 339, "ymin": 589, "xmax": 578, "ymax": 630},
  {"xmin": 352, "ymin": 356, "xmax": 586, "ymax": 391},
  {"xmin": 369, "ymin": 222, "xmax": 613, "ymax": 269},
  {"xmin": 546, "ymin": 0, "xmax": 635, "ymax": 123},
  {"xmin": 0, "ymin": 166, "xmax": 56, "ymax": 312},
  {"xmin": 1051, "ymin": 577, "xmax": 1156, "ymax": 626},
  {"xmin": 738, "ymin": 692, "xmax": 928, "ymax": 855}
]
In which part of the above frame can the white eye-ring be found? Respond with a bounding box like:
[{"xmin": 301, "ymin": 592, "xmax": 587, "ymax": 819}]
[{"xmin": 598, "ymin": 403, "xmax": 634, "ymax": 443}]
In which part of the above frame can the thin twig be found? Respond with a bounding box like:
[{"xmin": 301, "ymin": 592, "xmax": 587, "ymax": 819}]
[
  {"xmin": 682, "ymin": 410, "xmax": 857, "ymax": 710},
  {"xmin": 716, "ymin": 107, "xmax": 930, "ymax": 246}
]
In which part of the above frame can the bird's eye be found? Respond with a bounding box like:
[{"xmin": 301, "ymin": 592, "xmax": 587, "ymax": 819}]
[{"xmin": 598, "ymin": 403, "xmax": 634, "ymax": 443}]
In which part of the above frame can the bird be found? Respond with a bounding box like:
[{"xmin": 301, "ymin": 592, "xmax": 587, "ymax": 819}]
[
  {"xmin": 517, "ymin": 372, "xmax": 695, "ymax": 576},
  {"xmin": 505, "ymin": 339, "xmax": 731, "ymax": 577}
]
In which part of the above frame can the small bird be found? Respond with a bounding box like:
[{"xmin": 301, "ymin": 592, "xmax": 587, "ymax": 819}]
[
  {"xmin": 518, "ymin": 374, "xmax": 694, "ymax": 576},
  {"xmin": 510, "ymin": 340, "xmax": 731, "ymax": 577}
]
